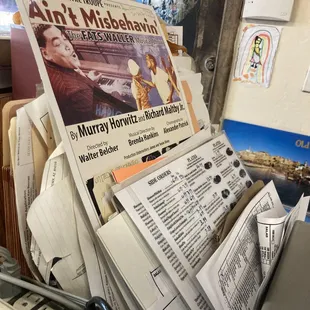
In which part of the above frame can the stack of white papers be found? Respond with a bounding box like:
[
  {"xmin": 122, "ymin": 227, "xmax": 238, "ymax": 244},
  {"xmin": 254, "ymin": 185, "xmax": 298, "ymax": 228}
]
[
  {"xmin": 8, "ymin": 0, "xmax": 309, "ymax": 309},
  {"xmin": 9, "ymin": 93, "xmax": 310, "ymax": 310},
  {"xmin": 114, "ymin": 132, "xmax": 253, "ymax": 309}
]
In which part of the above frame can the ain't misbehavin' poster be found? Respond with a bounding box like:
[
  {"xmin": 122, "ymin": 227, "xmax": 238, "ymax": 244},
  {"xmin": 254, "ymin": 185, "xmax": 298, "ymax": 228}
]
[
  {"xmin": 17, "ymin": 0, "xmax": 195, "ymax": 229},
  {"xmin": 223, "ymin": 119, "xmax": 310, "ymax": 211}
]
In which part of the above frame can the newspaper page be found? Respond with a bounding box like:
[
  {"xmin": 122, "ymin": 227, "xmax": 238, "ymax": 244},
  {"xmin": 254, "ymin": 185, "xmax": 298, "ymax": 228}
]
[
  {"xmin": 16, "ymin": 0, "xmax": 195, "ymax": 229},
  {"xmin": 196, "ymin": 181, "xmax": 285, "ymax": 310},
  {"xmin": 115, "ymin": 133, "xmax": 253, "ymax": 310}
]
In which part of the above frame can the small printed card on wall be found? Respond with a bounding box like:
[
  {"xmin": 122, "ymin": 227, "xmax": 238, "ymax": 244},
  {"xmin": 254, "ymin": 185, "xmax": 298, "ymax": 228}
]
[
  {"xmin": 233, "ymin": 24, "xmax": 282, "ymax": 88},
  {"xmin": 223, "ymin": 119, "xmax": 310, "ymax": 211},
  {"xmin": 166, "ymin": 26, "xmax": 183, "ymax": 46},
  {"xmin": 302, "ymin": 67, "xmax": 310, "ymax": 92}
]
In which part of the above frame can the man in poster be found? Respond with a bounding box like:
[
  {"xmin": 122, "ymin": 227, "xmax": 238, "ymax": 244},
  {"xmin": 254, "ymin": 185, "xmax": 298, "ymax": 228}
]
[
  {"xmin": 143, "ymin": 53, "xmax": 180, "ymax": 104},
  {"xmin": 34, "ymin": 24, "xmax": 135, "ymax": 126}
]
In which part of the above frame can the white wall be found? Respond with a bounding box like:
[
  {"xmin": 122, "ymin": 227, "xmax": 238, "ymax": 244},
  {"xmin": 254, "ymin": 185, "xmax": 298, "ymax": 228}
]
[{"xmin": 223, "ymin": 0, "xmax": 310, "ymax": 135}]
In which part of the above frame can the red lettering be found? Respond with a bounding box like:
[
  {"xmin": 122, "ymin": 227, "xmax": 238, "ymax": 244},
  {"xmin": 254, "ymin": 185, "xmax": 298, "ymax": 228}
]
[
  {"xmin": 80, "ymin": 8, "xmax": 99, "ymax": 28},
  {"xmin": 29, "ymin": 1, "xmax": 47, "ymax": 21},
  {"xmin": 107, "ymin": 11, "xmax": 119, "ymax": 29}
]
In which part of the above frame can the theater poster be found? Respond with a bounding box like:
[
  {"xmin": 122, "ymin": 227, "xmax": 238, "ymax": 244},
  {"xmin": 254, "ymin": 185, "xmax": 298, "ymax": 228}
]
[
  {"xmin": 223, "ymin": 119, "xmax": 310, "ymax": 212},
  {"xmin": 16, "ymin": 0, "xmax": 194, "ymax": 228}
]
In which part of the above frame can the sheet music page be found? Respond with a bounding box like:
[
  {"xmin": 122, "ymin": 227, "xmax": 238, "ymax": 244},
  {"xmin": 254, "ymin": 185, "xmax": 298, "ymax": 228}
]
[{"xmin": 116, "ymin": 133, "xmax": 252, "ymax": 310}]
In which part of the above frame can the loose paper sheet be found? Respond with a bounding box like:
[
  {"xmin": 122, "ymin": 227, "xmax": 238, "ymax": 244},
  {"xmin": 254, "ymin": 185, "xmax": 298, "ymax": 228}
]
[
  {"xmin": 197, "ymin": 181, "xmax": 309, "ymax": 310},
  {"xmin": 74, "ymin": 204, "xmax": 126, "ymax": 308},
  {"xmin": 8, "ymin": 117, "xmax": 17, "ymax": 174},
  {"xmin": 253, "ymin": 195, "xmax": 309, "ymax": 310},
  {"xmin": 98, "ymin": 212, "xmax": 188, "ymax": 310},
  {"xmin": 302, "ymin": 67, "xmax": 310, "ymax": 93},
  {"xmin": 27, "ymin": 176, "xmax": 91, "ymax": 298},
  {"xmin": 24, "ymin": 94, "xmax": 49, "ymax": 145},
  {"xmin": 197, "ymin": 181, "xmax": 282, "ymax": 310},
  {"xmin": 257, "ymin": 208, "xmax": 287, "ymax": 278},
  {"xmin": 37, "ymin": 145, "xmax": 129, "ymax": 309},
  {"xmin": 233, "ymin": 25, "xmax": 281, "ymax": 88},
  {"xmin": 180, "ymin": 73, "xmax": 210, "ymax": 131},
  {"xmin": 31, "ymin": 144, "xmax": 68, "ymax": 283},
  {"xmin": 14, "ymin": 107, "xmax": 40, "ymax": 279},
  {"xmin": 166, "ymin": 26, "xmax": 183, "ymax": 46},
  {"xmin": 116, "ymin": 133, "xmax": 252, "ymax": 310},
  {"xmin": 40, "ymin": 143, "xmax": 68, "ymax": 194}
]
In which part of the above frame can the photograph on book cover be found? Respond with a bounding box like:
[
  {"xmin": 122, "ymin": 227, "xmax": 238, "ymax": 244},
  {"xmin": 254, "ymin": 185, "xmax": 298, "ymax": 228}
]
[
  {"xmin": 17, "ymin": 0, "xmax": 194, "ymax": 228},
  {"xmin": 223, "ymin": 119, "xmax": 310, "ymax": 211}
]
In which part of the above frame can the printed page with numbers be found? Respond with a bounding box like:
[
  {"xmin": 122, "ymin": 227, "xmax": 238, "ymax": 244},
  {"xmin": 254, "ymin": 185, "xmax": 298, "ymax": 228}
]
[
  {"xmin": 115, "ymin": 133, "xmax": 253, "ymax": 310},
  {"xmin": 197, "ymin": 181, "xmax": 284, "ymax": 310}
]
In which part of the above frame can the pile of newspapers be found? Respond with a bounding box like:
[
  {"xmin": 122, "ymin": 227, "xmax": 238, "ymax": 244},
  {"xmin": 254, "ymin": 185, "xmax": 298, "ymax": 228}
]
[{"xmin": 4, "ymin": 0, "xmax": 308, "ymax": 309}]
